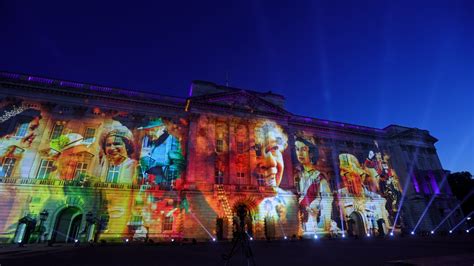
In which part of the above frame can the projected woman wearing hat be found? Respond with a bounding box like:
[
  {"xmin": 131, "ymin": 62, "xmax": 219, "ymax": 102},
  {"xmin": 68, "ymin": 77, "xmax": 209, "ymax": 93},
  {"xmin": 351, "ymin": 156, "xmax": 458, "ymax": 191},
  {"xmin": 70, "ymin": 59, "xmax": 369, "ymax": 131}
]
[
  {"xmin": 100, "ymin": 124, "xmax": 137, "ymax": 184},
  {"xmin": 294, "ymin": 136, "xmax": 331, "ymax": 233}
]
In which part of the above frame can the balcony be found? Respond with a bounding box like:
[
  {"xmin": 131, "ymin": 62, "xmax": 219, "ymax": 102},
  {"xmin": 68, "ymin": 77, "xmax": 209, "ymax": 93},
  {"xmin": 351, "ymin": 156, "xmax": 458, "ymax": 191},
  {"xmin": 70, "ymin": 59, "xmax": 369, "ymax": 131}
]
[{"xmin": 0, "ymin": 177, "xmax": 175, "ymax": 191}]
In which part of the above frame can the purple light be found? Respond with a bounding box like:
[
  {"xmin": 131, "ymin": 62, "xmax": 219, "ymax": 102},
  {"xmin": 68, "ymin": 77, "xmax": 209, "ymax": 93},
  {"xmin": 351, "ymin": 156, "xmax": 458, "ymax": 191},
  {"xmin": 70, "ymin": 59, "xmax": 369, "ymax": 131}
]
[
  {"xmin": 60, "ymin": 81, "xmax": 83, "ymax": 88},
  {"xmin": 412, "ymin": 174, "xmax": 420, "ymax": 193},
  {"xmin": 188, "ymin": 84, "xmax": 193, "ymax": 97},
  {"xmin": 429, "ymin": 173, "xmax": 440, "ymax": 194},
  {"xmin": 90, "ymin": 85, "xmax": 112, "ymax": 92},
  {"xmin": 27, "ymin": 76, "xmax": 54, "ymax": 84},
  {"xmin": 0, "ymin": 72, "xmax": 20, "ymax": 79}
]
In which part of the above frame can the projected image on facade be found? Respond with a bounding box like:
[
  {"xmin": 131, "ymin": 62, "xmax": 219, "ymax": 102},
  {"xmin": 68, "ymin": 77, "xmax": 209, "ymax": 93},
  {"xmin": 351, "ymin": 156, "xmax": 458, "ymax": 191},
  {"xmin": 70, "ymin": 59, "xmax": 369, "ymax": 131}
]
[
  {"xmin": 0, "ymin": 100, "xmax": 188, "ymax": 243},
  {"xmin": 292, "ymin": 131, "xmax": 403, "ymax": 237},
  {"xmin": 253, "ymin": 120, "xmax": 296, "ymax": 239}
]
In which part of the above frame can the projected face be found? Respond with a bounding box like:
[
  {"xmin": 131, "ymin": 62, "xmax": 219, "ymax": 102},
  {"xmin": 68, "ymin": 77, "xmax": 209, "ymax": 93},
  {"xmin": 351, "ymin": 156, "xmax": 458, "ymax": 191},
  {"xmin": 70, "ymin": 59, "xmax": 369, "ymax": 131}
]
[
  {"xmin": 295, "ymin": 140, "xmax": 311, "ymax": 165},
  {"xmin": 148, "ymin": 126, "xmax": 166, "ymax": 141},
  {"xmin": 255, "ymin": 121, "xmax": 287, "ymax": 193},
  {"xmin": 105, "ymin": 136, "xmax": 128, "ymax": 165}
]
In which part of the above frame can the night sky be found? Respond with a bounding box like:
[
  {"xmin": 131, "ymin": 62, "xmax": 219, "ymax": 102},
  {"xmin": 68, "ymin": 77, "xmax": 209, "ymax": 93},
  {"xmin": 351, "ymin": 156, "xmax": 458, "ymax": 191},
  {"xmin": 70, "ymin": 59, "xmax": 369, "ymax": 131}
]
[{"xmin": 1, "ymin": 1, "xmax": 473, "ymax": 174}]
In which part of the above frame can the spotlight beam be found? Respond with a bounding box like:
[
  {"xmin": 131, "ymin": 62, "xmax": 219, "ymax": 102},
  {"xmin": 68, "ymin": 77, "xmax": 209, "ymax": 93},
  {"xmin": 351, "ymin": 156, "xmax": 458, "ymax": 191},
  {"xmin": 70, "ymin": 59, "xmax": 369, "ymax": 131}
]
[
  {"xmin": 392, "ymin": 148, "xmax": 424, "ymax": 235},
  {"xmin": 449, "ymin": 211, "xmax": 474, "ymax": 232},
  {"xmin": 189, "ymin": 212, "xmax": 216, "ymax": 240},
  {"xmin": 391, "ymin": 168, "xmax": 415, "ymax": 235},
  {"xmin": 412, "ymin": 173, "xmax": 450, "ymax": 233},
  {"xmin": 432, "ymin": 191, "xmax": 474, "ymax": 232}
]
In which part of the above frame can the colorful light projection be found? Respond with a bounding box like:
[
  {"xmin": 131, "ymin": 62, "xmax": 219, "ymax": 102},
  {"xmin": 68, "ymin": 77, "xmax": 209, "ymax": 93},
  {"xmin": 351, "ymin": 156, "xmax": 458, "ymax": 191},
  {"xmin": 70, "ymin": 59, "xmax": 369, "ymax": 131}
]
[
  {"xmin": 0, "ymin": 100, "xmax": 188, "ymax": 243},
  {"xmin": 292, "ymin": 132, "xmax": 403, "ymax": 237}
]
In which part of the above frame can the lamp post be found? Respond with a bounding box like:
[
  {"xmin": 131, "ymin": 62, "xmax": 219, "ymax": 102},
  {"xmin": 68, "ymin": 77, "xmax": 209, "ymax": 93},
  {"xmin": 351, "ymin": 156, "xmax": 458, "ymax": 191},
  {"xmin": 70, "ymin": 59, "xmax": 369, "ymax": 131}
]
[
  {"xmin": 86, "ymin": 211, "xmax": 95, "ymax": 242},
  {"xmin": 37, "ymin": 209, "xmax": 49, "ymax": 243}
]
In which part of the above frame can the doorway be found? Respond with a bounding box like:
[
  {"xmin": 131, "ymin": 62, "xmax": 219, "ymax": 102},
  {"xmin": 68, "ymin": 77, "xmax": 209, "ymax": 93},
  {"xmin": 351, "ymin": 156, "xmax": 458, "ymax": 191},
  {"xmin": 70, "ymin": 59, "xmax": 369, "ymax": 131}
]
[
  {"xmin": 216, "ymin": 218, "xmax": 224, "ymax": 240},
  {"xmin": 349, "ymin": 211, "xmax": 366, "ymax": 237},
  {"xmin": 52, "ymin": 207, "xmax": 83, "ymax": 243}
]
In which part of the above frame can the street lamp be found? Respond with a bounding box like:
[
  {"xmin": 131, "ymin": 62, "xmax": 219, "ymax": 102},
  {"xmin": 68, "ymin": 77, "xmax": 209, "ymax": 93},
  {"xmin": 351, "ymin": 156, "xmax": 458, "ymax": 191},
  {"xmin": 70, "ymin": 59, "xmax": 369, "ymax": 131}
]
[{"xmin": 37, "ymin": 209, "xmax": 49, "ymax": 243}]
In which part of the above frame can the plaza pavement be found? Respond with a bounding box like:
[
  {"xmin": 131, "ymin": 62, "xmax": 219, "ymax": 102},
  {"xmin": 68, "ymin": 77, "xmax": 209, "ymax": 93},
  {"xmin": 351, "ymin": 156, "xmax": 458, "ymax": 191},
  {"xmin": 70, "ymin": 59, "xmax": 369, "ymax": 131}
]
[{"xmin": 0, "ymin": 235, "xmax": 472, "ymax": 266}]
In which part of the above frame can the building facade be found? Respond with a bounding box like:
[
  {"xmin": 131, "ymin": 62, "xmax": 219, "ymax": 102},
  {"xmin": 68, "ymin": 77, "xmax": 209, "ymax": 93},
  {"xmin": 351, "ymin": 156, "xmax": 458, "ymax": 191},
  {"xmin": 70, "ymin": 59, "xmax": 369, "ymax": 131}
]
[{"xmin": 0, "ymin": 72, "xmax": 463, "ymax": 243}]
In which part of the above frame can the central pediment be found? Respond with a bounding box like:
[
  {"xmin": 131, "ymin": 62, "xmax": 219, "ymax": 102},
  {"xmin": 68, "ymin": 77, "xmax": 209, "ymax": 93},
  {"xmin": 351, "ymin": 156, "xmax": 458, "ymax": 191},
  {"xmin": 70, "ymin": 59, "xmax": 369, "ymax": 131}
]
[
  {"xmin": 189, "ymin": 89, "xmax": 292, "ymax": 116},
  {"xmin": 188, "ymin": 80, "xmax": 291, "ymax": 116}
]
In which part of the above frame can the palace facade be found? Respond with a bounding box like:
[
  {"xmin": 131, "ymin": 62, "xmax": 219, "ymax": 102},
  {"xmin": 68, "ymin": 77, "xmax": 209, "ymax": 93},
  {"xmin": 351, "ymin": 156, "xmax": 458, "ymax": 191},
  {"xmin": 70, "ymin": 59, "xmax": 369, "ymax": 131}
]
[{"xmin": 0, "ymin": 72, "xmax": 463, "ymax": 243}]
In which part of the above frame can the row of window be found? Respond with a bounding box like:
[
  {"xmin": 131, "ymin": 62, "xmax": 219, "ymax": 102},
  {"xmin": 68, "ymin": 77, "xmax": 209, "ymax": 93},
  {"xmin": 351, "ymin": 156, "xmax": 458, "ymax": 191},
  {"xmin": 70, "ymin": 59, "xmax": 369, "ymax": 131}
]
[
  {"xmin": 130, "ymin": 215, "xmax": 173, "ymax": 231},
  {"xmin": 1, "ymin": 156, "xmax": 179, "ymax": 187},
  {"xmin": 216, "ymin": 139, "xmax": 246, "ymax": 154},
  {"xmin": 12, "ymin": 120, "xmax": 97, "ymax": 146}
]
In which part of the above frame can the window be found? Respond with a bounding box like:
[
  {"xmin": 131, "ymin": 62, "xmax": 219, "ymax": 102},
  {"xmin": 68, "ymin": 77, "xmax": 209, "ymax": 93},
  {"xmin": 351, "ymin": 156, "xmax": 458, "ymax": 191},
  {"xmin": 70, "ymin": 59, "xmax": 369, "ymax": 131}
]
[
  {"xmin": 216, "ymin": 139, "xmax": 224, "ymax": 153},
  {"xmin": 236, "ymin": 141, "xmax": 244, "ymax": 154},
  {"xmin": 417, "ymin": 157, "xmax": 425, "ymax": 170},
  {"xmin": 83, "ymin": 127, "xmax": 96, "ymax": 144},
  {"xmin": 257, "ymin": 174, "xmax": 265, "ymax": 186},
  {"xmin": 215, "ymin": 167, "xmax": 224, "ymax": 184},
  {"xmin": 74, "ymin": 162, "xmax": 88, "ymax": 180},
  {"xmin": 162, "ymin": 216, "xmax": 173, "ymax": 231},
  {"xmin": 131, "ymin": 215, "xmax": 143, "ymax": 226},
  {"xmin": 37, "ymin": 160, "xmax": 54, "ymax": 179},
  {"xmin": 106, "ymin": 164, "xmax": 120, "ymax": 183},
  {"xmin": 236, "ymin": 165, "xmax": 245, "ymax": 178},
  {"xmin": 0, "ymin": 157, "xmax": 16, "ymax": 178},
  {"xmin": 15, "ymin": 122, "xmax": 29, "ymax": 137},
  {"xmin": 50, "ymin": 123, "xmax": 64, "ymax": 139}
]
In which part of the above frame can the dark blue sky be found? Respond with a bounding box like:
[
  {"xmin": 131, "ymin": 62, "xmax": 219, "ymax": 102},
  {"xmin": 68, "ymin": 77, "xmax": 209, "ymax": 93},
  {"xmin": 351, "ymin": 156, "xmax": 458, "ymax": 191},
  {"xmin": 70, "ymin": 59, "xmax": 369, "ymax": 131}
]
[{"xmin": 1, "ymin": 0, "xmax": 473, "ymax": 173}]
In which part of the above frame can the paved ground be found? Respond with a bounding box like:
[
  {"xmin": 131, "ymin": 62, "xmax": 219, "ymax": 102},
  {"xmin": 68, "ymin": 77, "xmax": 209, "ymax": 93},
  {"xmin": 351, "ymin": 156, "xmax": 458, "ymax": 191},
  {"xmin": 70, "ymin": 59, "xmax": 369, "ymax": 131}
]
[{"xmin": 0, "ymin": 235, "xmax": 473, "ymax": 266}]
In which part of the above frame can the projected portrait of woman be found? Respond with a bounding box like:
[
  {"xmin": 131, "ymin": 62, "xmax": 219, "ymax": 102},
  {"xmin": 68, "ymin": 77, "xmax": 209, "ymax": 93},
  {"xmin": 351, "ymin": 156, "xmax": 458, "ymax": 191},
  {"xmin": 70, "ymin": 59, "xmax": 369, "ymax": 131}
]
[
  {"xmin": 294, "ymin": 135, "xmax": 331, "ymax": 233},
  {"xmin": 99, "ymin": 123, "xmax": 137, "ymax": 184},
  {"xmin": 254, "ymin": 120, "xmax": 296, "ymax": 232},
  {"xmin": 254, "ymin": 120, "xmax": 287, "ymax": 195}
]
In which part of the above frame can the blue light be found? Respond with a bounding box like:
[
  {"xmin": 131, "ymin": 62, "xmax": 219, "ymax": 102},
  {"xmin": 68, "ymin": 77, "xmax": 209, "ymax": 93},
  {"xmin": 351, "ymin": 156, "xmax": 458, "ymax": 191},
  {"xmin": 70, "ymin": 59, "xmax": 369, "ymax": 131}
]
[{"xmin": 411, "ymin": 231, "xmax": 415, "ymax": 235}]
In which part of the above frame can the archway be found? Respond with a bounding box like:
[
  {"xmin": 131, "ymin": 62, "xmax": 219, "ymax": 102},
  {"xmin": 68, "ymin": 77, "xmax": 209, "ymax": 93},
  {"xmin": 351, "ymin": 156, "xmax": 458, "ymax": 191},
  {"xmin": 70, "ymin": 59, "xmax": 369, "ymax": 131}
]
[
  {"xmin": 349, "ymin": 211, "xmax": 366, "ymax": 237},
  {"xmin": 52, "ymin": 207, "xmax": 83, "ymax": 243},
  {"xmin": 232, "ymin": 203, "xmax": 253, "ymax": 237}
]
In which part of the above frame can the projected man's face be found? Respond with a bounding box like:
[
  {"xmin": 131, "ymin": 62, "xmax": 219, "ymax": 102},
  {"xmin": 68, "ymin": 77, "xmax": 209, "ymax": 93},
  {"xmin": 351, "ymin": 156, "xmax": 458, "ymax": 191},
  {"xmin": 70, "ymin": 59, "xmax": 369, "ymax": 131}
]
[{"xmin": 148, "ymin": 126, "xmax": 166, "ymax": 142}]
